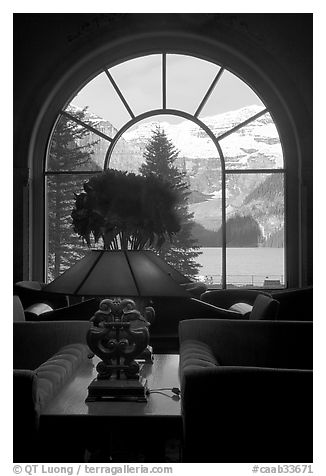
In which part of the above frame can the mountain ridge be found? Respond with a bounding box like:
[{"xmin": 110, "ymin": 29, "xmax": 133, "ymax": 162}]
[{"xmin": 71, "ymin": 104, "xmax": 284, "ymax": 245}]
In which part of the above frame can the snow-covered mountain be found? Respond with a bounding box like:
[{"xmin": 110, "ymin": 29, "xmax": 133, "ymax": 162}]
[
  {"xmin": 73, "ymin": 103, "xmax": 283, "ymax": 171},
  {"xmin": 122, "ymin": 105, "xmax": 282, "ymax": 168},
  {"xmin": 73, "ymin": 104, "xmax": 284, "ymax": 240}
]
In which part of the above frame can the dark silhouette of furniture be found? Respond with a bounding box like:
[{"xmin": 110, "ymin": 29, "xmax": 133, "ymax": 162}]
[
  {"xmin": 271, "ymin": 286, "xmax": 313, "ymax": 320},
  {"xmin": 179, "ymin": 318, "xmax": 312, "ymax": 463},
  {"xmin": 24, "ymin": 298, "xmax": 100, "ymax": 321},
  {"xmin": 14, "ymin": 280, "xmax": 68, "ymax": 309},
  {"xmin": 23, "ymin": 293, "xmax": 279, "ymax": 355},
  {"xmin": 23, "ymin": 294, "xmax": 225, "ymax": 354},
  {"xmin": 201, "ymin": 289, "xmax": 269, "ymax": 308},
  {"xmin": 199, "ymin": 293, "xmax": 280, "ymax": 320},
  {"xmin": 13, "ymin": 297, "xmax": 90, "ymax": 462},
  {"xmin": 149, "ymin": 297, "xmax": 234, "ymax": 353},
  {"xmin": 201, "ymin": 286, "xmax": 313, "ymax": 321}
]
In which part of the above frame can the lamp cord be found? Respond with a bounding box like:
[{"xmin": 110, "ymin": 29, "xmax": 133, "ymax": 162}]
[{"xmin": 146, "ymin": 387, "xmax": 181, "ymax": 399}]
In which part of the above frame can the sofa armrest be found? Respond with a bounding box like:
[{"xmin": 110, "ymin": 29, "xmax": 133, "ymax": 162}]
[
  {"xmin": 13, "ymin": 320, "xmax": 90, "ymax": 370},
  {"xmin": 36, "ymin": 343, "xmax": 90, "ymax": 409},
  {"xmin": 179, "ymin": 319, "xmax": 312, "ymax": 369}
]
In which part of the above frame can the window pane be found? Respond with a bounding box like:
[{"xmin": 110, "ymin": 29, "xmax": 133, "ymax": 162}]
[
  {"xmin": 109, "ymin": 55, "xmax": 162, "ymax": 116},
  {"xmin": 110, "ymin": 114, "xmax": 221, "ymax": 172},
  {"xmin": 109, "ymin": 114, "xmax": 222, "ymax": 281},
  {"xmin": 166, "ymin": 54, "xmax": 219, "ymax": 114},
  {"xmin": 47, "ymin": 112, "xmax": 108, "ymax": 171},
  {"xmin": 70, "ymin": 71, "xmax": 131, "ymax": 131},
  {"xmin": 219, "ymin": 112, "xmax": 284, "ymax": 170},
  {"xmin": 199, "ymin": 69, "xmax": 265, "ymax": 121},
  {"xmin": 45, "ymin": 53, "xmax": 287, "ymax": 290},
  {"xmin": 225, "ymin": 173, "xmax": 285, "ymax": 288},
  {"xmin": 46, "ymin": 173, "xmax": 102, "ymax": 281}
]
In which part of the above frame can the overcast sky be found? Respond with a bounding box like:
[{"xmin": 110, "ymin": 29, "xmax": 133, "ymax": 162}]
[{"xmin": 72, "ymin": 54, "xmax": 264, "ymax": 130}]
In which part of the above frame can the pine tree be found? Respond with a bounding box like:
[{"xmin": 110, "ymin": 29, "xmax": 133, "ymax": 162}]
[
  {"xmin": 47, "ymin": 108, "xmax": 100, "ymax": 280},
  {"xmin": 216, "ymin": 214, "xmax": 262, "ymax": 247},
  {"xmin": 139, "ymin": 125, "xmax": 201, "ymax": 278}
]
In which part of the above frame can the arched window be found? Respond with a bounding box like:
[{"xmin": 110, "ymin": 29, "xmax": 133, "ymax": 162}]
[{"xmin": 45, "ymin": 53, "xmax": 285, "ymax": 289}]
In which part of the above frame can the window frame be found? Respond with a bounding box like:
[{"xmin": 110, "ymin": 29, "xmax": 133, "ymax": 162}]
[{"xmin": 29, "ymin": 36, "xmax": 300, "ymax": 288}]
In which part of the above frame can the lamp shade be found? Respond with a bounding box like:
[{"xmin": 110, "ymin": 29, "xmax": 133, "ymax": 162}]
[{"xmin": 44, "ymin": 250, "xmax": 191, "ymax": 298}]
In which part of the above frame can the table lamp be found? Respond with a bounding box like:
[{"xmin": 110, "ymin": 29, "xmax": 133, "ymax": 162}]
[{"xmin": 44, "ymin": 249, "xmax": 190, "ymax": 401}]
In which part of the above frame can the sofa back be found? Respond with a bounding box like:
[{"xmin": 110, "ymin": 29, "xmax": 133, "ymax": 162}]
[
  {"xmin": 179, "ymin": 319, "xmax": 312, "ymax": 370},
  {"xmin": 271, "ymin": 286, "xmax": 313, "ymax": 320},
  {"xmin": 26, "ymin": 298, "xmax": 99, "ymax": 321},
  {"xmin": 201, "ymin": 287, "xmax": 313, "ymax": 321},
  {"xmin": 149, "ymin": 297, "xmax": 234, "ymax": 352},
  {"xmin": 13, "ymin": 320, "xmax": 89, "ymax": 370}
]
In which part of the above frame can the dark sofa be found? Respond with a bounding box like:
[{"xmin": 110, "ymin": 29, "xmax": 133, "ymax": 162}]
[
  {"xmin": 179, "ymin": 318, "xmax": 313, "ymax": 462},
  {"xmin": 13, "ymin": 314, "xmax": 90, "ymax": 462}
]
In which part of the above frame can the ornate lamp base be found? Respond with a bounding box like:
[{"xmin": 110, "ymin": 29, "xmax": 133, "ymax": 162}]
[
  {"xmin": 86, "ymin": 376, "xmax": 148, "ymax": 402},
  {"xmin": 85, "ymin": 299, "xmax": 153, "ymax": 402}
]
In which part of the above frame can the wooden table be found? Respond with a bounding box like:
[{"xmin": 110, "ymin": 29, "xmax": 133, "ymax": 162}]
[{"xmin": 40, "ymin": 354, "xmax": 182, "ymax": 462}]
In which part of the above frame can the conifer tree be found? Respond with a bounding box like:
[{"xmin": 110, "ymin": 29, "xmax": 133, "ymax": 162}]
[
  {"xmin": 216, "ymin": 214, "xmax": 262, "ymax": 247},
  {"xmin": 47, "ymin": 108, "xmax": 100, "ymax": 279},
  {"xmin": 139, "ymin": 125, "xmax": 201, "ymax": 278}
]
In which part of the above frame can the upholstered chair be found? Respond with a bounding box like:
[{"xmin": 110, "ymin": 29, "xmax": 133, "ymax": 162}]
[
  {"xmin": 14, "ymin": 280, "xmax": 68, "ymax": 309},
  {"xmin": 201, "ymin": 288, "xmax": 269, "ymax": 309},
  {"xmin": 200, "ymin": 293, "xmax": 280, "ymax": 320},
  {"xmin": 201, "ymin": 286, "xmax": 313, "ymax": 321}
]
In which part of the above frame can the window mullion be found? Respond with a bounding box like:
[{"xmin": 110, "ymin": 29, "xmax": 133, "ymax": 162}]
[
  {"xmin": 225, "ymin": 168, "xmax": 285, "ymax": 174},
  {"xmin": 162, "ymin": 53, "xmax": 166, "ymax": 109},
  {"xmin": 61, "ymin": 111, "xmax": 113, "ymax": 142},
  {"xmin": 215, "ymin": 140, "xmax": 227, "ymax": 289},
  {"xmin": 216, "ymin": 108, "xmax": 268, "ymax": 141},
  {"xmin": 45, "ymin": 170, "xmax": 103, "ymax": 175},
  {"xmin": 104, "ymin": 69, "xmax": 135, "ymax": 119},
  {"xmin": 194, "ymin": 67, "xmax": 224, "ymax": 118}
]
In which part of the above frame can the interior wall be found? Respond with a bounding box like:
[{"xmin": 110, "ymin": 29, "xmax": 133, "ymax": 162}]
[{"xmin": 13, "ymin": 13, "xmax": 312, "ymax": 284}]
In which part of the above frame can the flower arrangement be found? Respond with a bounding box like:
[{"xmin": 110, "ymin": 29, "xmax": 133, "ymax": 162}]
[{"xmin": 71, "ymin": 169, "xmax": 182, "ymax": 250}]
